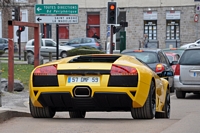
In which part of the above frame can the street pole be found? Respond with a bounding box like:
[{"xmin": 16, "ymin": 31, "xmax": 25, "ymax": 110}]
[
  {"xmin": 56, "ymin": 24, "xmax": 59, "ymax": 60},
  {"xmin": 110, "ymin": 25, "xmax": 113, "ymax": 54},
  {"xmin": 18, "ymin": 30, "xmax": 21, "ymax": 60}
]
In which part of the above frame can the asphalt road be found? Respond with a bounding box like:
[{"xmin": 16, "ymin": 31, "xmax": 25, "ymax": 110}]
[{"xmin": 0, "ymin": 93, "xmax": 200, "ymax": 133}]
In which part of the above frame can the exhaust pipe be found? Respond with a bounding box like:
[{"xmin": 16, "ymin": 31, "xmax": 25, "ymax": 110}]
[{"xmin": 73, "ymin": 86, "xmax": 91, "ymax": 98}]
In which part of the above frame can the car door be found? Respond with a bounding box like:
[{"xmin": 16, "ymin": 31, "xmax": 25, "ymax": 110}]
[
  {"xmin": 0, "ymin": 38, "xmax": 4, "ymax": 50},
  {"xmin": 41, "ymin": 40, "xmax": 57, "ymax": 57},
  {"xmin": 158, "ymin": 51, "xmax": 174, "ymax": 87},
  {"xmin": 179, "ymin": 49, "xmax": 200, "ymax": 85},
  {"xmin": 81, "ymin": 38, "xmax": 94, "ymax": 48},
  {"xmin": 66, "ymin": 38, "xmax": 82, "ymax": 48}
]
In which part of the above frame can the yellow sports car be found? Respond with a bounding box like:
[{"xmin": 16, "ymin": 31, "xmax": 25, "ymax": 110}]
[{"xmin": 29, "ymin": 54, "xmax": 173, "ymax": 119}]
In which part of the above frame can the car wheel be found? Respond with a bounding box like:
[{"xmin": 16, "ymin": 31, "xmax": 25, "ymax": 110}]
[
  {"xmin": 170, "ymin": 84, "xmax": 174, "ymax": 93},
  {"xmin": 27, "ymin": 51, "xmax": 34, "ymax": 57},
  {"xmin": 131, "ymin": 81, "xmax": 156, "ymax": 119},
  {"xmin": 60, "ymin": 51, "xmax": 67, "ymax": 58},
  {"xmin": 29, "ymin": 98, "xmax": 55, "ymax": 118},
  {"xmin": 155, "ymin": 90, "xmax": 170, "ymax": 118},
  {"xmin": 175, "ymin": 90, "xmax": 186, "ymax": 99},
  {"xmin": 4, "ymin": 48, "xmax": 8, "ymax": 53},
  {"xmin": 69, "ymin": 111, "xmax": 86, "ymax": 118}
]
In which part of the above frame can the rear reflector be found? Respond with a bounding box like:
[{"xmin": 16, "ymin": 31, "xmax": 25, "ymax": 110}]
[
  {"xmin": 174, "ymin": 64, "xmax": 180, "ymax": 75},
  {"xmin": 110, "ymin": 64, "xmax": 138, "ymax": 75},
  {"xmin": 34, "ymin": 65, "xmax": 57, "ymax": 76},
  {"xmin": 155, "ymin": 64, "xmax": 165, "ymax": 73}
]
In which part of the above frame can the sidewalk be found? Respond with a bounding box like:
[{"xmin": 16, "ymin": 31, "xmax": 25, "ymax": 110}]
[{"xmin": 0, "ymin": 90, "xmax": 31, "ymax": 123}]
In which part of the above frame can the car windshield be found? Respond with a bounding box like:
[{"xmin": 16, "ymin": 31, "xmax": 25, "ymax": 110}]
[
  {"xmin": 179, "ymin": 49, "xmax": 200, "ymax": 65},
  {"xmin": 123, "ymin": 52, "xmax": 159, "ymax": 64}
]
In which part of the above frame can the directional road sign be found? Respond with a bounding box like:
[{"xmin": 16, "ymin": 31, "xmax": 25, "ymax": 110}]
[
  {"xmin": 35, "ymin": 4, "xmax": 78, "ymax": 15},
  {"xmin": 35, "ymin": 16, "xmax": 79, "ymax": 24}
]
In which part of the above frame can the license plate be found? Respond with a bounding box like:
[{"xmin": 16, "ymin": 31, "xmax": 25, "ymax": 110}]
[{"xmin": 68, "ymin": 76, "xmax": 100, "ymax": 83}]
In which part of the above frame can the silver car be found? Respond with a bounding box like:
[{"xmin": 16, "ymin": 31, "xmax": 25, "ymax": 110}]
[
  {"xmin": 173, "ymin": 47, "xmax": 200, "ymax": 98},
  {"xmin": 24, "ymin": 38, "xmax": 74, "ymax": 58}
]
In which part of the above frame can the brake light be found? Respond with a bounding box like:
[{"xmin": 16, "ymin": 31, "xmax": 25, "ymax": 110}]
[
  {"xmin": 96, "ymin": 42, "xmax": 100, "ymax": 46},
  {"xmin": 155, "ymin": 64, "xmax": 165, "ymax": 73},
  {"xmin": 34, "ymin": 64, "xmax": 57, "ymax": 76},
  {"xmin": 110, "ymin": 64, "xmax": 138, "ymax": 75},
  {"xmin": 174, "ymin": 64, "xmax": 180, "ymax": 75}
]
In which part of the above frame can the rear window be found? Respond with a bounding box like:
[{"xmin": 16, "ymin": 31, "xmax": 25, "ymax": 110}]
[
  {"xmin": 179, "ymin": 49, "xmax": 200, "ymax": 65},
  {"xmin": 122, "ymin": 52, "xmax": 158, "ymax": 64},
  {"xmin": 166, "ymin": 55, "xmax": 173, "ymax": 63},
  {"xmin": 69, "ymin": 55, "xmax": 120, "ymax": 63},
  {"xmin": 163, "ymin": 49, "xmax": 185, "ymax": 56}
]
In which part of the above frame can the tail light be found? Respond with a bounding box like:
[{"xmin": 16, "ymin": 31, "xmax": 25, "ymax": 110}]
[
  {"xmin": 96, "ymin": 42, "xmax": 100, "ymax": 46},
  {"xmin": 110, "ymin": 64, "xmax": 138, "ymax": 75},
  {"xmin": 34, "ymin": 64, "xmax": 57, "ymax": 76},
  {"xmin": 174, "ymin": 64, "xmax": 180, "ymax": 75},
  {"xmin": 155, "ymin": 64, "xmax": 165, "ymax": 73}
]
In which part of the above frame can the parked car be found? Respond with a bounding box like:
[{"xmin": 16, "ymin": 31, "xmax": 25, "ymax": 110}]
[
  {"xmin": 0, "ymin": 38, "xmax": 18, "ymax": 53},
  {"xmin": 62, "ymin": 37, "xmax": 102, "ymax": 50},
  {"xmin": 165, "ymin": 52, "xmax": 180, "ymax": 72},
  {"xmin": 173, "ymin": 47, "xmax": 200, "ymax": 98},
  {"xmin": 162, "ymin": 48, "xmax": 186, "ymax": 56},
  {"xmin": 24, "ymin": 38, "xmax": 74, "ymax": 58},
  {"xmin": 121, "ymin": 48, "xmax": 175, "ymax": 92},
  {"xmin": 180, "ymin": 39, "xmax": 200, "ymax": 48},
  {"xmin": 29, "ymin": 54, "xmax": 173, "ymax": 119}
]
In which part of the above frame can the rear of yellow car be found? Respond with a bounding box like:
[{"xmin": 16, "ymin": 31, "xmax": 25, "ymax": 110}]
[{"xmin": 29, "ymin": 54, "xmax": 169, "ymax": 119}]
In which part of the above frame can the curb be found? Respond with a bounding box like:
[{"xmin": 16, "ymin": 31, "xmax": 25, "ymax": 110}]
[{"xmin": 0, "ymin": 110, "xmax": 31, "ymax": 123}]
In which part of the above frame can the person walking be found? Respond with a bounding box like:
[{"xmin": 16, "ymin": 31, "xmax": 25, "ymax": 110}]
[
  {"xmin": 92, "ymin": 33, "xmax": 100, "ymax": 39},
  {"xmin": 142, "ymin": 34, "xmax": 149, "ymax": 48}
]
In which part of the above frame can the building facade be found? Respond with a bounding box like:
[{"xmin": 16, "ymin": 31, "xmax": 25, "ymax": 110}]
[{"xmin": 1, "ymin": 0, "xmax": 200, "ymax": 52}]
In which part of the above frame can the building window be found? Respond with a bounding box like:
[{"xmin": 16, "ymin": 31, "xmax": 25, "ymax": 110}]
[
  {"xmin": 87, "ymin": 12, "xmax": 100, "ymax": 38},
  {"xmin": 15, "ymin": 0, "xmax": 28, "ymax": 2},
  {"xmin": 144, "ymin": 20, "xmax": 157, "ymax": 40},
  {"xmin": 166, "ymin": 20, "xmax": 180, "ymax": 40},
  {"xmin": 166, "ymin": 10, "xmax": 180, "ymax": 40},
  {"xmin": 59, "ymin": 25, "xmax": 69, "ymax": 39}
]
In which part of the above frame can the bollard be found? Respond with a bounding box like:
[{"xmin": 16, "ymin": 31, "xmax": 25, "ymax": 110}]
[
  {"xmin": 24, "ymin": 51, "xmax": 27, "ymax": 61},
  {"xmin": 49, "ymin": 52, "xmax": 52, "ymax": 61}
]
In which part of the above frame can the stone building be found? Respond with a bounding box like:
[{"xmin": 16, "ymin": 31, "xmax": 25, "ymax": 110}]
[{"xmin": 1, "ymin": 0, "xmax": 200, "ymax": 52}]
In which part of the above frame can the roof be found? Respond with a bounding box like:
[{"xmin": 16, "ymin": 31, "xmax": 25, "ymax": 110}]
[{"xmin": 121, "ymin": 48, "xmax": 162, "ymax": 53}]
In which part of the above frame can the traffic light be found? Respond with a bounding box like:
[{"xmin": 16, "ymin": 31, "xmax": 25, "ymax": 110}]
[
  {"xmin": 19, "ymin": 26, "xmax": 25, "ymax": 32},
  {"xmin": 107, "ymin": 2, "xmax": 117, "ymax": 24},
  {"xmin": 12, "ymin": 7, "xmax": 20, "ymax": 21}
]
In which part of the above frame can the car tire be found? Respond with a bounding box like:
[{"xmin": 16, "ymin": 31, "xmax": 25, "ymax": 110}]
[
  {"xmin": 4, "ymin": 48, "xmax": 8, "ymax": 53},
  {"xmin": 60, "ymin": 51, "xmax": 67, "ymax": 58},
  {"xmin": 69, "ymin": 111, "xmax": 86, "ymax": 118},
  {"xmin": 170, "ymin": 83, "xmax": 175, "ymax": 93},
  {"xmin": 155, "ymin": 90, "xmax": 170, "ymax": 118},
  {"xmin": 131, "ymin": 81, "xmax": 156, "ymax": 119},
  {"xmin": 27, "ymin": 51, "xmax": 34, "ymax": 58},
  {"xmin": 29, "ymin": 98, "xmax": 55, "ymax": 118},
  {"xmin": 175, "ymin": 90, "xmax": 186, "ymax": 99}
]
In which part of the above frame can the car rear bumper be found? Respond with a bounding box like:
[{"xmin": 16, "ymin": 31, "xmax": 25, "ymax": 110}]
[
  {"xmin": 30, "ymin": 81, "xmax": 151, "ymax": 111},
  {"xmin": 37, "ymin": 92, "xmax": 132, "ymax": 111},
  {"xmin": 174, "ymin": 75, "xmax": 200, "ymax": 91}
]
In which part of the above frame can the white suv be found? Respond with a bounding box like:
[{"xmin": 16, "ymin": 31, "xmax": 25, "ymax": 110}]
[{"xmin": 24, "ymin": 38, "xmax": 74, "ymax": 58}]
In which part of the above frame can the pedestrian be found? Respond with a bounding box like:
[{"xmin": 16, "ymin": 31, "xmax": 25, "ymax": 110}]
[
  {"xmin": 92, "ymin": 33, "xmax": 100, "ymax": 39},
  {"xmin": 142, "ymin": 34, "xmax": 149, "ymax": 48}
]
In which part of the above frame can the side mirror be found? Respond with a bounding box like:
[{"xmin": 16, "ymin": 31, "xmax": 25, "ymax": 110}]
[
  {"xmin": 171, "ymin": 61, "xmax": 178, "ymax": 65},
  {"xmin": 158, "ymin": 70, "xmax": 174, "ymax": 77}
]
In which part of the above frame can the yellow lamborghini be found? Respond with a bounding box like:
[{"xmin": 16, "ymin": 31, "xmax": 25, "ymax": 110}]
[{"xmin": 29, "ymin": 54, "xmax": 173, "ymax": 119}]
